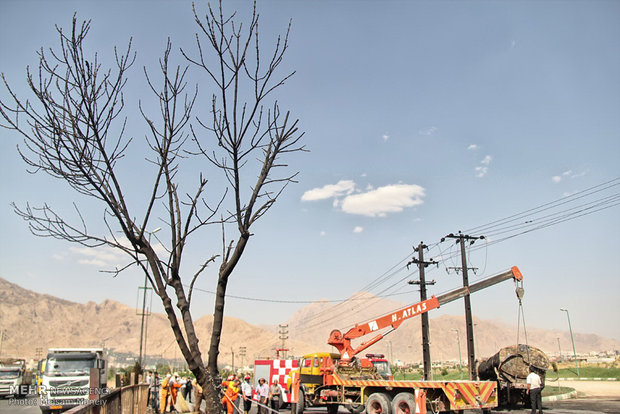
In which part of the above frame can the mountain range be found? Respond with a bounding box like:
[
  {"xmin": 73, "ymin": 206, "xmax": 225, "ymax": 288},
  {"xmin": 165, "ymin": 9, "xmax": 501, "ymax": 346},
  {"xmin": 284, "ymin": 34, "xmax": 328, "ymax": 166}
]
[{"xmin": 0, "ymin": 277, "xmax": 617, "ymax": 366}]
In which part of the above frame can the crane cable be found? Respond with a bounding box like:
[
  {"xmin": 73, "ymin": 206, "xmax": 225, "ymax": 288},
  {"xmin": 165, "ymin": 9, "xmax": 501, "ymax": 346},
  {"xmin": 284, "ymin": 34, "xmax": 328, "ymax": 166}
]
[{"xmin": 515, "ymin": 278, "xmax": 532, "ymax": 364}]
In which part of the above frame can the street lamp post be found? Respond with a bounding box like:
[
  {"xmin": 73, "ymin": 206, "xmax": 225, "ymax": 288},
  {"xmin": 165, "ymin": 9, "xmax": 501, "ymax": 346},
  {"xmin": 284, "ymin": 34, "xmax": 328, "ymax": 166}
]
[
  {"xmin": 139, "ymin": 227, "xmax": 161, "ymax": 368},
  {"xmin": 560, "ymin": 308, "xmax": 579, "ymax": 376},
  {"xmin": 452, "ymin": 328, "xmax": 463, "ymax": 380}
]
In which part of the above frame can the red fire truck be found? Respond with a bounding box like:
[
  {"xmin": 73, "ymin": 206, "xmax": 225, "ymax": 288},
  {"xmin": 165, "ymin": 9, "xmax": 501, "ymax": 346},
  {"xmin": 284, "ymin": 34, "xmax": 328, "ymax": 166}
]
[{"xmin": 253, "ymin": 357, "xmax": 300, "ymax": 407}]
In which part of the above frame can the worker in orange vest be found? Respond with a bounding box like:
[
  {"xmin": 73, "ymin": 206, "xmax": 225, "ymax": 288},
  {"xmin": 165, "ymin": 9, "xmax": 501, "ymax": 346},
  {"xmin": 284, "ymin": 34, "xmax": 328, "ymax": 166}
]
[
  {"xmin": 169, "ymin": 373, "xmax": 183, "ymax": 407},
  {"xmin": 160, "ymin": 374, "xmax": 171, "ymax": 413},
  {"xmin": 221, "ymin": 375, "xmax": 240, "ymax": 414}
]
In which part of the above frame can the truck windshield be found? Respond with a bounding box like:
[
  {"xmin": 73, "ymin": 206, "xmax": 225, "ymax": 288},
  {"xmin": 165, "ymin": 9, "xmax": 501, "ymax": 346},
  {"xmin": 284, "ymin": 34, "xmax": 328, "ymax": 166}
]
[
  {"xmin": 45, "ymin": 356, "xmax": 95, "ymax": 377},
  {"xmin": 373, "ymin": 361, "xmax": 391, "ymax": 376},
  {"xmin": 0, "ymin": 370, "xmax": 20, "ymax": 379}
]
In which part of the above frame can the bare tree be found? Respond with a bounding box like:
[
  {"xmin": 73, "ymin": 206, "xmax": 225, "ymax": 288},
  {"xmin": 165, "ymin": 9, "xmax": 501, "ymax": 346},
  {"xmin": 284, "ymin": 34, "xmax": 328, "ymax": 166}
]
[{"xmin": 0, "ymin": 1, "xmax": 304, "ymax": 412}]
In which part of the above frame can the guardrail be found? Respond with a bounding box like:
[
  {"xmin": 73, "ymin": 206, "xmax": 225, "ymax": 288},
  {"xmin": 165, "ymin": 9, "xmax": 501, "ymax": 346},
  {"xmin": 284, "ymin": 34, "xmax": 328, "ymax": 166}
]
[{"xmin": 64, "ymin": 383, "xmax": 148, "ymax": 414}]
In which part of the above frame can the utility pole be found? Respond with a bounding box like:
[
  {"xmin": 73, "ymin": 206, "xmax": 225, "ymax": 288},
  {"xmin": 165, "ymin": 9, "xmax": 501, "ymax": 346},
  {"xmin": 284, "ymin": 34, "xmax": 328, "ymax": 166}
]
[
  {"xmin": 451, "ymin": 328, "xmax": 463, "ymax": 380},
  {"xmin": 143, "ymin": 299, "xmax": 151, "ymax": 368},
  {"xmin": 278, "ymin": 324, "xmax": 289, "ymax": 358},
  {"xmin": 231, "ymin": 347, "xmax": 235, "ymax": 373},
  {"xmin": 239, "ymin": 346, "xmax": 247, "ymax": 370},
  {"xmin": 560, "ymin": 308, "xmax": 579, "ymax": 376},
  {"xmin": 137, "ymin": 284, "xmax": 152, "ymax": 368},
  {"xmin": 407, "ymin": 241, "xmax": 437, "ymax": 380},
  {"xmin": 443, "ymin": 231, "xmax": 484, "ymax": 380},
  {"xmin": 0, "ymin": 330, "xmax": 6, "ymax": 357}
]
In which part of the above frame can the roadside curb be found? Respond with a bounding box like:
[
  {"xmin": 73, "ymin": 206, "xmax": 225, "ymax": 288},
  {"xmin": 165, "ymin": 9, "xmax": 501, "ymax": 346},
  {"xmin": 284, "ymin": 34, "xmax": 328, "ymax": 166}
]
[
  {"xmin": 558, "ymin": 377, "xmax": 618, "ymax": 381},
  {"xmin": 543, "ymin": 390, "xmax": 577, "ymax": 402}
]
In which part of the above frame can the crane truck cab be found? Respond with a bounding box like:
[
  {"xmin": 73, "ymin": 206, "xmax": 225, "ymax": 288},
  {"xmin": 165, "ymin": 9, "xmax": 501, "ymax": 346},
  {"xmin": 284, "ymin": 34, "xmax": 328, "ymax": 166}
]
[
  {"xmin": 298, "ymin": 352, "xmax": 340, "ymax": 395},
  {"xmin": 290, "ymin": 352, "xmax": 341, "ymax": 414},
  {"xmin": 292, "ymin": 352, "xmax": 388, "ymax": 414},
  {"xmin": 361, "ymin": 354, "xmax": 393, "ymax": 380}
]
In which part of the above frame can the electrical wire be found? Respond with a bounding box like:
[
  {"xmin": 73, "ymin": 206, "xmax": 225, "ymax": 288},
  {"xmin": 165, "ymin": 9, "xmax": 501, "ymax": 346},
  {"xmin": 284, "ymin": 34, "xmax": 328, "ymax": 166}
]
[
  {"xmin": 463, "ymin": 178, "xmax": 619, "ymax": 234},
  {"xmin": 182, "ymin": 178, "xmax": 619, "ymax": 323},
  {"xmin": 315, "ymin": 179, "xmax": 620, "ymax": 329},
  {"xmin": 183, "ymin": 283, "xmax": 421, "ymax": 304}
]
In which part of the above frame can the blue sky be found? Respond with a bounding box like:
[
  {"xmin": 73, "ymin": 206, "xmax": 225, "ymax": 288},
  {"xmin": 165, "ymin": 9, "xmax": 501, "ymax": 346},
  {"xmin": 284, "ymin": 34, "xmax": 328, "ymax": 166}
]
[{"xmin": 1, "ymin": 0, "xmax": 619, "ymax": 344}]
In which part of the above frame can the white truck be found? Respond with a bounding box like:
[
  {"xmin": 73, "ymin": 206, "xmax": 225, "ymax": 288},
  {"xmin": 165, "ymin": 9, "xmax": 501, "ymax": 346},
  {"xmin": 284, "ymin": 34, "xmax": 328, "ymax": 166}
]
[
  {"xmin": 0, "ymin": 358, "xmax": 32, "ymax": 398},
  {"xmin": 39, "ymin": 348, "xmax": 107, "ymax": 413}
]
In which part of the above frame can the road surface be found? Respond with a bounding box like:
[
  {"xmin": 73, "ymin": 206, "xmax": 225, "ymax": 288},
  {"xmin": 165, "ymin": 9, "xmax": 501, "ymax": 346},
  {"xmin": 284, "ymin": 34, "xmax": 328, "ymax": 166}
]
[
  {"xmin": 2, "ymin": 393, "xmax": 620, "ymax": 413},
  {"xmin": 0, "ymin": 395, "xmax": 40, "ymax": 413},
  {"xmin": 558, "ymin": 379, "xmax": 620, "ymax": 397}
]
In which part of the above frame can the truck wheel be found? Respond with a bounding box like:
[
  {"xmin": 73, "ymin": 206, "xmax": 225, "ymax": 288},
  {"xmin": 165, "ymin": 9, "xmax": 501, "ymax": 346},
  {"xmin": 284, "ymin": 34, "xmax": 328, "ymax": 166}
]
[
  {"xmin": 296, "ymin": 391, "xmax": 305, "ymax": 414},
  {"xmin": 327, "ymin": 403, "xmax": 339, "ymax": 414},
  {"xmin": 366, "ymin": 392, "xmax": 392, "ymax": 414},
  {"xmin": 345, "ymin": 402, "xmax": 365, "ymax": 414},
  {"xmin": 391, "ymin": 392, "xmax": 415, "ymax": 414}
]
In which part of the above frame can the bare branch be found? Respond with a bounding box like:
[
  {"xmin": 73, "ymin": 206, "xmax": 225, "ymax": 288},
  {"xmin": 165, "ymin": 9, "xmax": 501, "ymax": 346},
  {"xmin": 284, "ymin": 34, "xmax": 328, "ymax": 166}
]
[{"xmin": 188, "ymin": 254, "xmax": 219, "ymax": 306}]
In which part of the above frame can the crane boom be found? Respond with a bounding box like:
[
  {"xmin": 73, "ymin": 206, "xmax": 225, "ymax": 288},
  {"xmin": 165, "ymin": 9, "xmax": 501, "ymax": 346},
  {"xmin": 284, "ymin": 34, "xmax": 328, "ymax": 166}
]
[{"xmin": 328, "ymin": 266, "xmax": 523, "ymax": 362}]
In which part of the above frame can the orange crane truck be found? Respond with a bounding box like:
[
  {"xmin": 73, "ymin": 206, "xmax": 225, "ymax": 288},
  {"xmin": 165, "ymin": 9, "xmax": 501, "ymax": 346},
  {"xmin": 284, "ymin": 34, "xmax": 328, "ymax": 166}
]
[{"xmin": 291, "ymin": 266, "xmax": 524, "ymax": 414}]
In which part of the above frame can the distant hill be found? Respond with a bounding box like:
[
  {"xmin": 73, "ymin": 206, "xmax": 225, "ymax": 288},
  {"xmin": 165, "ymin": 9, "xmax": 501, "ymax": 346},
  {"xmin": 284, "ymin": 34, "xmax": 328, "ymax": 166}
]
[
  {"xmin": 0, "ymin": 277, "xmax": 618, "ymax": 366},
  {"xmin": 283, "ymin": 291, "xmax": 620, "ymax": 363}
]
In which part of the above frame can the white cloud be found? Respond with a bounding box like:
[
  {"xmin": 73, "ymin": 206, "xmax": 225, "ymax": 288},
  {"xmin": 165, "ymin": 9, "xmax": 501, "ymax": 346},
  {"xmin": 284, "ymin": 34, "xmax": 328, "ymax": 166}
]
[
  {"xmin": 320, "ymin": 231, "xmax": 326, "ymax": 237},
  {"xmin": 467, "ymin": 144, "xmax": 478, "ymax": 150},
  {"xmin": 382, "ymin": 133, "xmax": 390, "ymax": 141},
  {"xmin": 418, "ymin": 126, "xmax": 437, "ymax": 136},
  {"xmin": 474, "ymin": 155, "xmax": 493, "ymax": 177},
  {"xmin": 301, "ymin": 180, "xmax": 355, "ymax": 201},
  {"xmin": 68, "ymin": 236, "xmax": 168, "ymax": 267},
  {"xmin": 475, "ymin": 166, "xmax": 489, "ymax": 178},
  {"xmin": 78, "ymin": 258, "xmax": 108, "ymax": 267},
  {"xmin": 69, "ymin": 244, "xmax": 128, "ymax": 269},
  {"xmin": 552, "ymin": 169, "xmax": 583, "ymax": 183},
  {"xmin": 341, "ymin": 184, "xmax": 426, "ymax": 217},
  {"xmin": 70, "ymin": 246, "xmax": 124, "ymax": 264},
  {"xmin": 303, "ymin": 180, "xmax": 426, "ymax": 217},
  {"xmin": 353, "ymin": 226, "xmax": 364, "ymax": 233}
]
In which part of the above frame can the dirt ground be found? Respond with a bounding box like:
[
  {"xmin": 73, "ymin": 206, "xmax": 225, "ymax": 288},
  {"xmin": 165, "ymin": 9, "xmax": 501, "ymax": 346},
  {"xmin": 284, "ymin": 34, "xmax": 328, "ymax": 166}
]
[{"xmin": 556, "ymin": 380, "xmax": 620, "ymax": 397}]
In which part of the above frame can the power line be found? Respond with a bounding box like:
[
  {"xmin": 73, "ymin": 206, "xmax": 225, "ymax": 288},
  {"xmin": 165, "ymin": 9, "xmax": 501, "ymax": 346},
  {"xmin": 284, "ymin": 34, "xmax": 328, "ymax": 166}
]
[
  {"xmin": 183, "ymin": 283, "xmax": 420, "ymax": 304},
  {"xmin": 294, "ymin": 251, "xmax": 416, "ymax": 328},
  {"xmin": 464, "ymin": 178, "xmax": 619, "ymax": 234},
  {"xmin": 299, "ymin": 179, "xmax": 620, "ymax": 329},
  {"xmin": 180, "ymin": 178, "xmax": 619, "ymax": 324}
]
